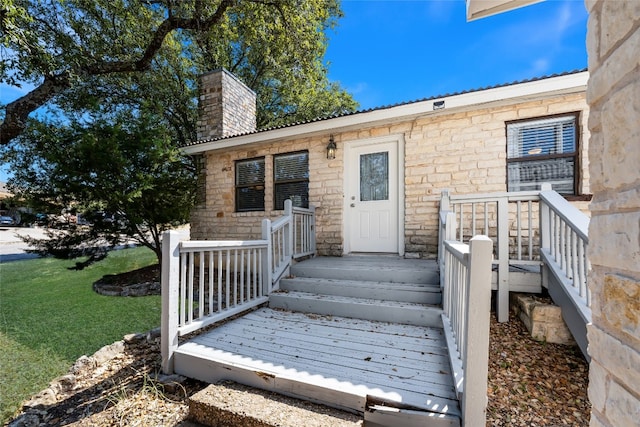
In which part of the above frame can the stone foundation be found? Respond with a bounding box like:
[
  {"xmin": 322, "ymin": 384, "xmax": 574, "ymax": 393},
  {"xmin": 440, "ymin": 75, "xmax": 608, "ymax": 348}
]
[{"xmin": 510, "ymin": 293, "xmax": 575, "ymax": 345}]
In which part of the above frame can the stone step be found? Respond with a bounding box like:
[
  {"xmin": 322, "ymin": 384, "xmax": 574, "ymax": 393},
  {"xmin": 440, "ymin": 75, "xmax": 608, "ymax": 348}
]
[
  {"xmin": 188, "ymin": 381, "xmax": 363, "ymax": 427},
  {"xmin": 269, "ymin": 290, "xmax": 443, "ymax": 327},
  {"xmin": 279, "ymin": 276, "xmax": 442, "ymax": 305}
]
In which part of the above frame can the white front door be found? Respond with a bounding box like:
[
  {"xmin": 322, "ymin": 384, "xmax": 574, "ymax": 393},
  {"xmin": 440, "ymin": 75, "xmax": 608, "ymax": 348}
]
[{"xmin": 347, "ymin": 140, "xmax": 399, "ymax": 253}]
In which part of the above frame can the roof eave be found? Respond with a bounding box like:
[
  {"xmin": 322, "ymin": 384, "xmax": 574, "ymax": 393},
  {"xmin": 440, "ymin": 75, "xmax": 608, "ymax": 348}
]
[
  {"xmin": 183, "ymin": 71, "xmax": 588, "ymax": 155},
  {"xmin": 466, "ymin": 0, "xmax": 544, "ymax": 21}
]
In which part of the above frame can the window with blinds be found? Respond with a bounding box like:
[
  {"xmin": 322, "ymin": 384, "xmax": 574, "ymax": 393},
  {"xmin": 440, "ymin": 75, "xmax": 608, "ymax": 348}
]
[
  {"xmin": 274, "ymin": 151, "xmax": 309, "ymax": 210},
  {"xmin": 235, "ymin": 157, "xmax": 265, "ymax": 212},
  {"xmin": 507, "ymin": 114, "xmax": 579, "ymax": 195}
]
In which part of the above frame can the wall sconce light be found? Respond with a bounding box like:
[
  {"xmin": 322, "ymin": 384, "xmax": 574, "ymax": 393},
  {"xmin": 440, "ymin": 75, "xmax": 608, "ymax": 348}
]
[{"xmin": 326, "ymin": 135, "xmax": 337, "ymax": 160}]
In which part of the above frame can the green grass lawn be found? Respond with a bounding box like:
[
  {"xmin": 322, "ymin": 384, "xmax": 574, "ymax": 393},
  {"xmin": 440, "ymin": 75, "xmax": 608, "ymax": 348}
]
[{"xmin": 0, "ymin": 247, "xmax": 162, "ymax": 424}]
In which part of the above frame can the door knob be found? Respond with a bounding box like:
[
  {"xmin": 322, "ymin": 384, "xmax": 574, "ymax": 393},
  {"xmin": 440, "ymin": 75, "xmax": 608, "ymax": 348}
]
[{"xmin": 350, "ymin": 203, "xmax": 355, "ymax": 208}]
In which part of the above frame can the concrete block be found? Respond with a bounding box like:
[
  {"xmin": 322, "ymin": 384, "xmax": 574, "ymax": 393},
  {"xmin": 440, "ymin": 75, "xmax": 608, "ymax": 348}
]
[{"xmin": 189, "ymin": 382, "xmax": 362, "ymax": 427}]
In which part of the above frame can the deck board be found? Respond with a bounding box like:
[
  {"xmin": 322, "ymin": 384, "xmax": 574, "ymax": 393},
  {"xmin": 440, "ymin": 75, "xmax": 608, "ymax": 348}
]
[
  {"xmin": 175, "ymin": 307, "xmax": 460, "ymax": 417},
  {"xmin": 240, "ymin": 310, "xmax": 449, "ymax": 355}
]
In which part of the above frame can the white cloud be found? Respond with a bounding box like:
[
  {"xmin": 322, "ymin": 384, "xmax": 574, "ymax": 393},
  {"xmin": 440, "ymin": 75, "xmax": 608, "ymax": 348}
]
[
  {"xmin": 527, "ymin": 58, "xmax": 551, "ymax": 76},
  {"xmin": 423, "ymin": 0, "xmax": 456, "ymax": 23},
  {"xmin": 347, "ymin": 81, "xmax": 369, "ymax": 95}
]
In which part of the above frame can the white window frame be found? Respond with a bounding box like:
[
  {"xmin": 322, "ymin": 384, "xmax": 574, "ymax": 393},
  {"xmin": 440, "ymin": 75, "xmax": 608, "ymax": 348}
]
[{"xmin": 506, "ymin": 113, "xmax": 579, "ymax": 195}]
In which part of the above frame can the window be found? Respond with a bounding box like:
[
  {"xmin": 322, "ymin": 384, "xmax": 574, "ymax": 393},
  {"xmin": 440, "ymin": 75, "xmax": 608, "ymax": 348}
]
[
  {"xmin": 274, "ymin": 151, "xmax": 309, "ymax": 210},
  {"xmin": 236, "ymin": 157, "xmax": 265, "ymax": 212},
  {"xmin": 360, "ymin": 151, "xmax": 389, "ymax": 201},
  {"xmin": 507, "ymin": 114, "xmax": 579, "ymax": 195}
]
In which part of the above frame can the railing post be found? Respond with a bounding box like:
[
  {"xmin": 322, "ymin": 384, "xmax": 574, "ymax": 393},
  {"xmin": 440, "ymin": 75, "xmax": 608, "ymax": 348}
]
[
  {"xmin": 439, "ymin": 210, "xmax": 456, "ymax": 290},
  {"xmin": 284, "ymin": 199, "xmax": 293, "ymax": 260},
  {"xmin": 438, "ymin": 189, "xmax": 453, "ymax": 284},
  {"xmin": 539, "ymin": 193, "xmax": 551, "ymax": 290},
  {"xmin": 496, "ymin": 197, "xmax": 509, "ymax": 322},
  {"xmin": 462, "ymin": 235, "xmax": 493, "ymax": 427},
  {"xmin": 441, "ymin": 188, "xmax": 451, "ymax": 212},
  {"xmin": 161, "ymin": 230, "xmax": 185, "ymax": 374},
  {"xmin": 310, "ymin": 205, "xmax": 317, "ymax": 256},
  {"xmin": 445, "ymin": 211, "xmax": 456, "ymax": 240},
  {"xmin": 262, "ymin": 218, "xmax": 273, "ymax": 293},
  {"xmin": 539, "ymin": 184, "xmax": 552, "ymax": 251}
]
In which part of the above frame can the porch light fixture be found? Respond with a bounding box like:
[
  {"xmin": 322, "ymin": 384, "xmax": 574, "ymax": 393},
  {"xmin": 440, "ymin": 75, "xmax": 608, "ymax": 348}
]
[{"xmin": 326, "ymin": 135, "xmax": 337, "ymax": 160}]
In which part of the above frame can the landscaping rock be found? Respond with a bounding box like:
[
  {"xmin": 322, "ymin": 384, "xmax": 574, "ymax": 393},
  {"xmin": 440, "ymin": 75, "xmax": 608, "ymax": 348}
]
[
  {"xmin": 92, "ymin": 341, "xmax": 125, "ymax": 364},
  {"xmin": 510, "ymin": 293, "xmax": 576, "ymax": 345}
]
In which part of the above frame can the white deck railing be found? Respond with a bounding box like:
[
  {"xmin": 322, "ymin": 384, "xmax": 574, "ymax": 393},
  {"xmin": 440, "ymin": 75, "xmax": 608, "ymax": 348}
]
[
  {"xmin": 439, "ymin": 184, "xmax": 592, "ymax": 332},
  {"xmin": 441, "ymin": 235, "xmax": 493, "ymax": 427},
  {"xmin": 439, "ymin": 186, "xmax": 550, "ymax": 322},
  {"xmin": 161, "ymin": 199, "xmax": 316, "ymax": 374},
  {"xmin": 292, "ymin": 205, "xmax": 316, "ymax": 258},
  {"xmin": 264, "ymin": 201, "xmax": 317, "ymax": 284},
  {"xmin": 539, "ymin": 190, "xmax": 591, "ymax": 315}
]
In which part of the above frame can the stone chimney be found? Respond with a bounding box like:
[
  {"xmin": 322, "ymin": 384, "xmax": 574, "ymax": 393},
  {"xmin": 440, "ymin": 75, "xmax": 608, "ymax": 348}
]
[{"xmin": 196, "ymin": 68, "xmax": 257, "ymax": 141}]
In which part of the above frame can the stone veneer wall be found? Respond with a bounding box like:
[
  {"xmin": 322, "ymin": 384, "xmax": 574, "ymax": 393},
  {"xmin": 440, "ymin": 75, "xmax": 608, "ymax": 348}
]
[
  {"xmin": 190, "ymin": 92, "xmax": 589, "ymax": 258},
  {"xmin": 192, "ymin": 69, "xmax": 257, "ymax": 234},
  {"xmin": 585, "ymin": 2, "xmax": 640, "ymax": 426},
  {"xmin": 196, "ymin": 69, "xmax": 256, "ymax": 141}
]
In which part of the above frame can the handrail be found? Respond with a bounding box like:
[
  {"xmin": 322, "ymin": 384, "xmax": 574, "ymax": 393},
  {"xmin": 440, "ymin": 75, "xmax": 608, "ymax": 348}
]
[
  {"xmin": 181, "ymin": 240, "xmax": 268, "ymax": 251},
  {"xmin": 446, "ymin": 189, "xmax": 542, "ymax": 203},
  {"xmin": 540, "ymin": 190, "xmax": 589, "ymax": 241},
  {"xmin": 442, "ymin": 235, "xmax": 493, "ymax": 427},
  {"xmin": 539, "ymin": 189, "xmax": 591, "ymax": 314}
]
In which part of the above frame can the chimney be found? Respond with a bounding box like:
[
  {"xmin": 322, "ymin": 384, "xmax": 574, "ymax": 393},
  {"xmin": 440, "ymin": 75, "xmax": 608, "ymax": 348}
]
[{"xmin": 196, "ymin": 68, "xmax": 257, "ymax": 141}]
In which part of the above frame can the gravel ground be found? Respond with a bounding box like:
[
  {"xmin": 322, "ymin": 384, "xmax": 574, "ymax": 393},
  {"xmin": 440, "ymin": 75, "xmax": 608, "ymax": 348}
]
[{"xmin": 8, "ymin": 310, "xmax": 590, "ymax": 426}]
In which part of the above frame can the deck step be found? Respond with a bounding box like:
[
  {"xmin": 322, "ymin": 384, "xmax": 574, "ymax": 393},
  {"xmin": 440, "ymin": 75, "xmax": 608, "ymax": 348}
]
[
  {"xmin": 291, "ymin": 256, "xmax": 439, "ymax": 285},
  {"xmin": 269, "ymin": 290, "xmax": 443, "ymax": 327},
  {"xmin": 280, "ymin": 277, "xmax": 442, "ymax": 305}
]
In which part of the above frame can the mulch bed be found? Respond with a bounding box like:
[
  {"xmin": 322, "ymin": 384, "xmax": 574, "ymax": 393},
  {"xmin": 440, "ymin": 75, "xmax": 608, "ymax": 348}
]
[
  {"xmin": 487, "ymin": 312, "xmax": 590, "ymax": 426},
  {"xmin": 93, "ymin": 265, "xmax": 161, "ymax": 297}
]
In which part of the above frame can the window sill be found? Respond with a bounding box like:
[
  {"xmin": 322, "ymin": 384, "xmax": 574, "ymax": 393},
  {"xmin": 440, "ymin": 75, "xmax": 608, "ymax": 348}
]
[{"xmin": 563, "ymin": 194, "xmax": 592, "ymax": 202}]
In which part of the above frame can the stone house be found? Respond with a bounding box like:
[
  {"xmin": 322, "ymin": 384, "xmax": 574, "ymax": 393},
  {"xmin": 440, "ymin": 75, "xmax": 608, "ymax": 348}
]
[{"xmin": 185, "ymin": 68, "xmax": 590, "ymax": 259}]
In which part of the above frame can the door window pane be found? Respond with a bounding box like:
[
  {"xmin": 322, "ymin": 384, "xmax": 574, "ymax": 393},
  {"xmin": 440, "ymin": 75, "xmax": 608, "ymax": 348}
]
[{"xmin": 360, "ymin": 152, "xmax": 389, "ymax": 201}]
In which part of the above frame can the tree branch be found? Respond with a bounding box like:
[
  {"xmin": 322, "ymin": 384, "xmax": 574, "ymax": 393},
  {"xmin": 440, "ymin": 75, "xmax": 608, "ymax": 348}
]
[
  {"xmin": 0, "ymin": 0, "xmax": 236, "ymax": 146},
  {"xmin": 0, "ymin": 73, "xmax": 71, "ymax": 145}
]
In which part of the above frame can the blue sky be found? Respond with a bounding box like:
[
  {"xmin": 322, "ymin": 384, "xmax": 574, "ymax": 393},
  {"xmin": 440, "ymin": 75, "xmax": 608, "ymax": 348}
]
[
  {"xmin": 325, "ymin": 0, "xmax": 588, "ymax": 110},
  {"xmin": 0, "ymin": 0, "xmax": 588, "ymax": 183}
]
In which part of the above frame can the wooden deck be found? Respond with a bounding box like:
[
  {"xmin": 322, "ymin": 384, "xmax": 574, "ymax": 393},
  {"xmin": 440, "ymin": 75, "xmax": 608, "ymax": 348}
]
[{"xmin": 174, "ymin": 307, "xmax": 460, "ymax": 420}]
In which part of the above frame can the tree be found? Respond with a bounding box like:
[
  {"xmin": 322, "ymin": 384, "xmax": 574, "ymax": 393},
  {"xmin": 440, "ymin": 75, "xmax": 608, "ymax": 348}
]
[
  {"xmin": 5, "ymin": 113, "xmax": 196, "ymax": 268},
  {"xmin": 0, "ymin": 0, "xmax": 357, "ymax": 146},
  {"xmin": 1, "ymin": 0, "xmax": 357, "ymax": 267}
]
